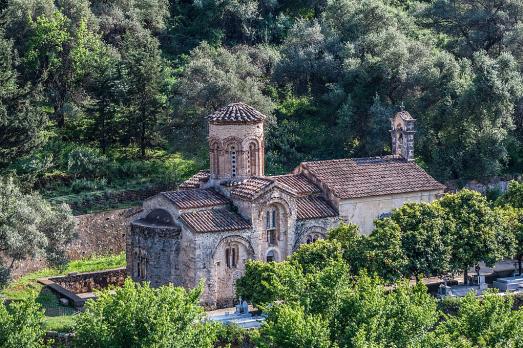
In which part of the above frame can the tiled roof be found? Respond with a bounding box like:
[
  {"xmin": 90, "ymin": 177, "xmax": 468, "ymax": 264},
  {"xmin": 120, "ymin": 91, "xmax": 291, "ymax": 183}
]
[
  {"xmin": 230, "ymin": 177, "xmax": 274, "ymax": 200},
  {"xmin": 271, "ymin": 174, "xmax": 321, "ymax": 196},
  {"xmin": 297, "ymin": 196, "xmax": 338, "ymax": 220},
  {"xmin": 180, "ymin": 209, "xmax": 251, "ymax": 233},
  {"xmin": 179, "ymin": 170, "xmax": 210, "ymax": 189},
  {"xmin": 395, "ymin": 110, "xmax": 414, "ymax": 121},
  {"xmin": 300, "ymin": 156, "xmax": 445, "ymax": 199},
  {"xmin": 208, "ymin": 102, "xmax": 267, "ymax": 124},
  {"xmin": 161, "ymin": 189, "xmax": 229, "ymax": 209}
]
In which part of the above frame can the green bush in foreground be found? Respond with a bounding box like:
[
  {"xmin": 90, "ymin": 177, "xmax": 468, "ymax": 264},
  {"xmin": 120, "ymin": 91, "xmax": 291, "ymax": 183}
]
[
  {"xmin": 73, "ymin": 279, "xmax": 218, "ymax": 348},
  {"xmin": 0, "ymin": 297, "xmax": 49, "ymax": 348}
]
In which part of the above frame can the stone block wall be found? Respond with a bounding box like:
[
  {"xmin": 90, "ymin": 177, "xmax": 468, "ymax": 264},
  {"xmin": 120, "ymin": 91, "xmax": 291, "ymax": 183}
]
[{"xmin": 49, "ymin": 268, "xmax": 126, "ymax": 294}]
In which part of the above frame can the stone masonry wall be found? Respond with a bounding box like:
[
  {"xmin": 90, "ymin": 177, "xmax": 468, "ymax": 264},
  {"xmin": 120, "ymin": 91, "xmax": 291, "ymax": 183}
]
[{"xmin": 49, "ymin": 268, "xmax": 126, "ymax": 293}]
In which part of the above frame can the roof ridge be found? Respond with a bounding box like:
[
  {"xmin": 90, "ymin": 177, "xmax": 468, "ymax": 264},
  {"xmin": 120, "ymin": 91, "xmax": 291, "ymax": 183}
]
[{"xmin": 208, "ymin": 102, "xmax": 267, "ymax": 124}]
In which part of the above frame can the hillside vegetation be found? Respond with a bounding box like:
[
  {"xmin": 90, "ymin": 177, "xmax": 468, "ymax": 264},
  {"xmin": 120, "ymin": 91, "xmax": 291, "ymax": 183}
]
[{"xmin": 2, "ymin": 0, "xmax": 523, "ymax": 199}]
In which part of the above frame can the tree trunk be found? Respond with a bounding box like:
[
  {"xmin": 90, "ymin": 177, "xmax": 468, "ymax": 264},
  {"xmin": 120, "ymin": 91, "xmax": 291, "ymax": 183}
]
[
  {"xmin": 464, "ymin": 268, "xmax": 468, "ymax": 285},
  {"xmin": 519, "ymin": 254, "xmax": 522, "ymax": 276}
]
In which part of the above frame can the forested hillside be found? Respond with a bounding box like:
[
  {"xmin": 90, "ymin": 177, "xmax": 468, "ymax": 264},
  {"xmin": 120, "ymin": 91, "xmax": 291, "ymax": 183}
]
[{"xmin": 2, "ymin": 0, "xmax": 523, "ymax": 199}]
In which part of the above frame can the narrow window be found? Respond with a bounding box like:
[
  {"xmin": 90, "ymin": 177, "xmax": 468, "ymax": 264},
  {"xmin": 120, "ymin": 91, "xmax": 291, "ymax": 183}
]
[
  {"xmin": 225, "ymin": 245, "xmax": 239, "ymax": 269},
  {"xmin": 212, "ymin": 143, "xmax": 220, "ymax": 176},
  {"xmin": 249, "ymin": 143, "xmax": 257, "ymax": 175},
  {"xmin": 229, "ymin": 145, "xmax": 237, "ymax": 177},
  {"xmin": 265, "ymin": 208, "xmax": 278, "ymax": 246}
]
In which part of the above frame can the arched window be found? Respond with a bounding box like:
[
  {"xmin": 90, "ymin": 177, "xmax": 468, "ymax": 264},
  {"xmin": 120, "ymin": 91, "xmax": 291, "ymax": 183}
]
[
  {"xmin": 306, "ymin": 233, "xmax": 321, "ymax": 244},
  {"xmin": 225, "ymin": 244, "xmax": 239, "ymax": 269},
  {"xmin": 248, "ymin": 142, "xmax": 257, "ymax": 176},
  {"xmin": 396, "ymin": 125, "xmax": 403, "ymax": 155},
  {"xmin": 265, "ymin": 207, "xmax": 278, "ymax": 246},
  {"xmin": 266, "ymin": 250, "xmax": 276, "ymax": 262},
  {"xmin": 136, "ymin": 252, "xmax": 148, "ymax": 280}
]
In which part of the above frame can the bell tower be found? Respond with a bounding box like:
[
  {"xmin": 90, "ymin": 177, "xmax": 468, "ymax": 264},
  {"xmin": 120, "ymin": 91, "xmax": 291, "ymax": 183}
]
[
  {"xmin": 390, "ymin": 109, "xmax": 416, "ymax": 161},
  {"xmin": 207, "ymin": 103, "xmax": 266, "ymax": 180}
]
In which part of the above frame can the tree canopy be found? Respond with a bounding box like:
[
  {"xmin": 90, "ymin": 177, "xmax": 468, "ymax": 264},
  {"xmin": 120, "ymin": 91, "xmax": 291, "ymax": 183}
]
[{"xmin": 2, "ymin": 0, "xmax": 523, "ymax": 185}]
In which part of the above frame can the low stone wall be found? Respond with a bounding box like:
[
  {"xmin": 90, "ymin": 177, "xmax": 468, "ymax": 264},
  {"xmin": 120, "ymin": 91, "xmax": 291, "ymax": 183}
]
[{"xmin": 48, "ymin": 268, "xmax": 126, "ymax": 294}]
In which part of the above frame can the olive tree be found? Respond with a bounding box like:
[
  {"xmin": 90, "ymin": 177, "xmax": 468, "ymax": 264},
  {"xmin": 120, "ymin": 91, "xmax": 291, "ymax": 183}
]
[{"xmin": 0, "ymin": 176, "xmax": 75, "ymax": 286}]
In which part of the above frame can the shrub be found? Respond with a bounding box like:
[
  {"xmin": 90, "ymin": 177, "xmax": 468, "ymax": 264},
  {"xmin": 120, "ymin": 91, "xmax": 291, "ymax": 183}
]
[
  {"xmin": 67, "ymin": 147, "xmax": 108, "ymax": 179},
  {"xmin": 0, "ymin": 297, "xmax": 49, "ymax": 348},
  {"xmin": 74, "ymin": 279, "xmax": 218, "ymax": 348}
]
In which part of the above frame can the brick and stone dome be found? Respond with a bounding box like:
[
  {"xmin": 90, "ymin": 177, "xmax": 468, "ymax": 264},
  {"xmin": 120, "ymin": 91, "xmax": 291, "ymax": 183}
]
[{"xmin": 208, "ymin": 102, "xmax": 267, "ymax": 125}]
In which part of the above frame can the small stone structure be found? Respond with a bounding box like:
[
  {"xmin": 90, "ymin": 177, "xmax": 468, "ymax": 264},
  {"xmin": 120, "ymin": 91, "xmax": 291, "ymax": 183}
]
[
  {"xmin": 39, "ymin": 268, "xmax": 126, "ymax": 308},
  {"xmin": 128, "ymin": 103, "xmax": 445, "ymax": 308},
  {"xmin": 48, "ymin": 268, "xmax": 126, "ymax": 293}
]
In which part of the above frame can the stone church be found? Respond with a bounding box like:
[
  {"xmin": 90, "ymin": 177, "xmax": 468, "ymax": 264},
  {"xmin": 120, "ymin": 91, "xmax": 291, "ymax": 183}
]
[{"xmin": 127, "ymin": 102, "xmax": 445, "ymax": 308}]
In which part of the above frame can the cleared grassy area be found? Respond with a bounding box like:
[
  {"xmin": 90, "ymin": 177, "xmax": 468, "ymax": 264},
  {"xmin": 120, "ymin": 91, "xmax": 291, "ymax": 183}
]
[
  {"xmin": 2, "ymin": 253, "xmax": 126, "ymax": 332},
  {"xmin": 1, "ymin": 252, "xmax": 126, "ymax": 300}
]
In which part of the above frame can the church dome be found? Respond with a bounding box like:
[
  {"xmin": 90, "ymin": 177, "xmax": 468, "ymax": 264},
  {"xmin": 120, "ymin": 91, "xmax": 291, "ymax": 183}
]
[{"xmin": 208, "ymin": 102, "xmax": 267, "ymax": 125}]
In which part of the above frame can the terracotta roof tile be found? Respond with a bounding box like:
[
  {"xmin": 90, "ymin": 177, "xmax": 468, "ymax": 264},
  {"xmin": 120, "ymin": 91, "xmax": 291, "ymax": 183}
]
[
  {"xmin": 301, "ymin": 156, "xmax": 445, "ymax": 199},
  {"xmin": 161, "ymin": 189, "xmax": 229, "ymax": 209},
  {"xmin": 395, "ymin": 110, "xmax": 414, "ymax": 121},
  {"xmin": 230, "ymin": 177, "xmax": 274, "ymax": 200},
  {"xmin": 208, "ymin": 102, "xmax": 267, "ymax": 124},
  {"xmin": 179, "ymin": 170, "xmax": 210, "ymax": 189},
  {"xmin": 271, "ymin": 174, "xmax": 320, "ymax": 196},
  {"xmin": 297, "ymin": 196, "xmax": 338, "ymax": 220},
  {"xmin": 180, "ymin": 209, "xmax": 251, "ymax": 233}
]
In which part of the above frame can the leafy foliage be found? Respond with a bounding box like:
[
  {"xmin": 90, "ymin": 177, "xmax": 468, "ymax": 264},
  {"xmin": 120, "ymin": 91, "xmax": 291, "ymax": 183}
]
[
  {"xmin": 0, "ymin": 177, "xmax": 75, "ymax": 287},
  {"xmin": 0, "ymin": 296, "xmax": 49, "ymax": 348},
  {"xmin": 437, "ymin": 189, "xmax": 515, "ymax": 282},
  {"xmin": 74, "ymin": 279, "xmax": 218, "ymax": 348}
]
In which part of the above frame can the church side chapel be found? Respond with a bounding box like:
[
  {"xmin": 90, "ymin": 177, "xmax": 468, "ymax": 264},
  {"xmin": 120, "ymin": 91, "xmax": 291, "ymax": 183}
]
[{"xmin": 127, "ymin": 102, "xmax": 445, "ymax": 308}]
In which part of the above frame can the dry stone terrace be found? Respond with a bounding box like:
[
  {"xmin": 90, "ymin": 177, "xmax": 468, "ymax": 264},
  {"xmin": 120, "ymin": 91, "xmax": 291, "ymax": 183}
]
[{"xmin": 127, "ymin": 102, "xmax": 445, "ymax": 308}]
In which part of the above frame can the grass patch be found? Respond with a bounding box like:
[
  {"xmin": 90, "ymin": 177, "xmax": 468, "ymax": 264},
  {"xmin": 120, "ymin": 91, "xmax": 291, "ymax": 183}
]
[
  {"xmin": 44, "ymin": 314, "xmax": 77, "ymax": 332},
  {"xmin": 1, "ymin": 252, "xmax": 126, "ymax": 300}
]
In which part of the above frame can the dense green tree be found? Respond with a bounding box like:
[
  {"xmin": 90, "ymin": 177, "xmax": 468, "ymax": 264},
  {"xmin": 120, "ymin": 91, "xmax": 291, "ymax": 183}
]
[
  {"xmin": 496, "ymin": 180, "xmax": 523, "ymax": 208},
  {"xmin": 390, "ymin": 202, "xmax": 451, "ymax": 279},
  {"xmin": 327, "ymin": 222, "xmax": 366, "ymax": 273},
  {"xmin": 437, "ymin": 189, "xmax": 514, "ymax": 284},
  {"xmin": 336, "ymin": 276, "xmax": 437, "ymax": 348},
  {"xmin": 289, "ymin": 239, "xmax": 344, "ymax": 274},
  {"xmin": 72, "ymin": 19, "xmax": 121, "ymax": 153},
  {"xmin": 173, "ymin": 42, "xmax": 276, "ymax": 154},
  {"xmin": 0, "ymin": 177, "xmax": 75, "ymax": 286},
  {"xmin": 426, "ymin": 0, "xmax": 523, "ymax": 58},
  {"xmin": 74, "ymin": 279, "xmax": 218, "ymax": 348},
  {"xmin": 120, "ymin": 31, "xmax": 171, "ymax": 157},
  {"xmin": 0, "ymin": 296, "xmax": 49, "ymax": 348},
  {"xmin": 496, "ymin": 181, "xmax": 523, "ymax": 274},
  {"xmin": 433, "ymin": 291, "xmax": 523, "ymax": 347},
  {"xmin": 235, "ymin": 260, "xmax": 305, "ymax": 307},
  {"xmin": 497, "ymin": 206, "xmax": 523, "ymax": 276},
  {"xmin": 0, "ymin": 33, "xmax": 47, "ymax": 168},
  {"xmin": 364, "ymin": 218, "xmax": 408, "ymax": 282},
  {"xmin": 256, "ymin": 304, "xmax": 332, "ymax": 348}
]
